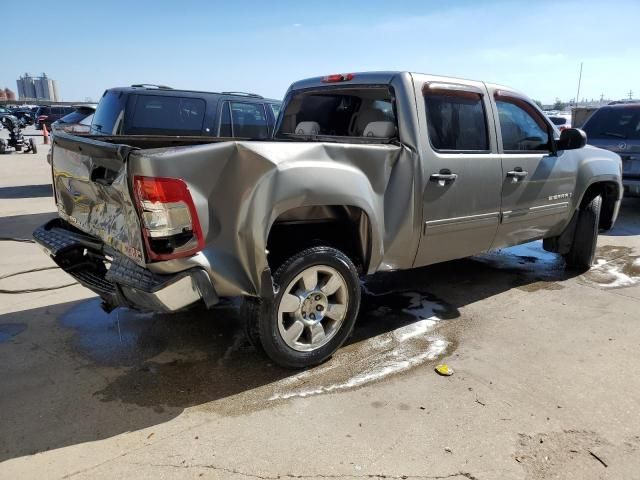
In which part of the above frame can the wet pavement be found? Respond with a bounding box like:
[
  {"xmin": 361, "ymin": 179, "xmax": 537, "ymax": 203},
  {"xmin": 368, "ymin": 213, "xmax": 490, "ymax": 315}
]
[{"xmin": 2, "ymin": 142, "xmax": 640, "ymax": 478}]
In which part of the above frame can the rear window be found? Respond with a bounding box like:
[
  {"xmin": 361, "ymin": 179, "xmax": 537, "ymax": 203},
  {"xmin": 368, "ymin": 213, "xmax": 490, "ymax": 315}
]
[
  {"xmin": 91, "ymin": 90, "xmax": 126, "ymax": 134},
  {"xmin": 37, "ymin": 106, "xmax": 51, "ymax": 116},
  {"xmin": 276, "ymin": 87, "xmax": 397, "ymax": 140},
  {"xmin": 126, "ymin": 95, "xmax": 206, "ymax": 135},
  {"xmin": 583, "ymin": 107, "xmax": 640, "ymax": 140},
  {"xmin": 58, "ymin": 108, "xmax": 93, "ymax": 124},
  {"xmin": 548, "ymin": 116, "xmax": 567, "ymax": 126}
]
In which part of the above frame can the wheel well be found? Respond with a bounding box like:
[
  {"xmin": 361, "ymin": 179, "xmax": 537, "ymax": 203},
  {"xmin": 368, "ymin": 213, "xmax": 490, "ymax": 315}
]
[
  {"xmin": 266, "ymin": 206, "xmax": 371, "ymax": 273},
  {"xmin": 580, "ymin": 181, "xmax": 619, "ymax": 230}
]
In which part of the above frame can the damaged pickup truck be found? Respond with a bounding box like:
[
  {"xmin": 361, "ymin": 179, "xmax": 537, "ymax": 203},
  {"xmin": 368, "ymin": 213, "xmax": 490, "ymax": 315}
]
[{"xmin": 34, "ymin": 71, "xmax": 622, "ymax": 368}]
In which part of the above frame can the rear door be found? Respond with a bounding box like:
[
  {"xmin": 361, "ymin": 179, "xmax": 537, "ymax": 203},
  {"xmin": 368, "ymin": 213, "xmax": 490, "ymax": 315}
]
[
  {"xmin": 413, "ymin": 80, "xmax": 503, "ymax": 266},
  {"xmin": 490, "ymin": 90, "xmax": 576, "ymax": 248}
]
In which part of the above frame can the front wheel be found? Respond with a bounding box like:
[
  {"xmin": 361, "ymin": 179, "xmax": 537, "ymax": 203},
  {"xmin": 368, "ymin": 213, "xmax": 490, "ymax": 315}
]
[
  {"xmin": 564, "ymin": 195, "xmax": 601, "ymax": 270},
  {"xmin": 30, "ymin": 138, "xmax": 37, "ymax": 154},
  {"xmin": 243, "ymin": 246, "xmax": 361, "ymax": 368}
]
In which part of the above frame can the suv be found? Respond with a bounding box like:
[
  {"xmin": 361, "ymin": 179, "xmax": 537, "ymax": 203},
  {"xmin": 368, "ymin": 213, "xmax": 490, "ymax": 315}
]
[
  {"xmin": 583, "ymin": 103, "xmax": 640, "ymax": 196},
  {"xmin": 90, "ymin": 84, "xmax": 281, "ymax": 138},
  {"xmin": 35, "ymin": 105, "xmax": 76, "ymax": 130}
]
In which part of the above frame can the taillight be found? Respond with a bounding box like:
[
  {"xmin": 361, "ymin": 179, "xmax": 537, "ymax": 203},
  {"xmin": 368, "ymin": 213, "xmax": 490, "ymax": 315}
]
[
  {"xmin": 38, "ymin": 115, "xmax": 48, "ymax": 121},
  {"xmin": 133, "ymin": 176, "xmax": 204, "ymax": 261},
  {"xmin": 321, "ymin": 73, "xmax": 355, "ymax": 83}
]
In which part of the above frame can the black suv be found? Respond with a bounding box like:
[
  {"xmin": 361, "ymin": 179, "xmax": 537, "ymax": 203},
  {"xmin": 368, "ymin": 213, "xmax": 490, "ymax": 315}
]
[
  {"xmin": 35, "ymin": 105, "xmax": 76, "ymax": 130},
  {"xmin": 90, "ymin": 84, "xmax": 281, "ymax": 138}
]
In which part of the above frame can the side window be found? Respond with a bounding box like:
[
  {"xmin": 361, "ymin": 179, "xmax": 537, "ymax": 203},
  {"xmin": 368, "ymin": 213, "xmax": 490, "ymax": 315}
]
[
  {"xmin": 424, "ymin": 88, "xmax": 489, "ymax": 151},
  {"xmin": 496, "ymin": 99, "xmax": 550, "ymax": 152},
  {"xmin": 230, "ymin": 102, "xmax": 268, "ymax": 138},
  {"xmin": 219, "ymin": 101, "xmax": 232, "ymax": 136},
  {"xmin": 268, "ymin": 103, "xmax": 281, "ymax": 118},
  {"xmin": 128, "ymin": 95, "xmax": 206, "ymax": 135}
]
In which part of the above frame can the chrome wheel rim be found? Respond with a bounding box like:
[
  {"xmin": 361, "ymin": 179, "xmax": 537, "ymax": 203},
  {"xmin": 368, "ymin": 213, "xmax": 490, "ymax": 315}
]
[{"xmin": 277, "ymin": 265, "xmax": 349, "ymax": 352}]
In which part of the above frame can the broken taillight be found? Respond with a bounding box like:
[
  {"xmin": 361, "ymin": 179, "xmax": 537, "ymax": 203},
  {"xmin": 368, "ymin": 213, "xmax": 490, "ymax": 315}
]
[{"xmin": 133, "ymin": 176, "xmax": 204, "ymax": 261}]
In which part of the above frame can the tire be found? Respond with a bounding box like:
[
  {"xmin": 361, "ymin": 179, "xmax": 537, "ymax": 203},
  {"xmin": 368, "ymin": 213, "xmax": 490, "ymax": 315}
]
[
  {"xmin": 243, "ymin": 246, "xmax": 361, "ymax": 368},
  {"xmin": 0, "ymin": 140, "xmax": 5, "ymax": 155},
  {"xmin": 30, "ymin": 138, "xmax": 37, "ymax": 154},
  {"xmin": 564, "ymin": 195, "xmax": 601, "ymax": 270}
]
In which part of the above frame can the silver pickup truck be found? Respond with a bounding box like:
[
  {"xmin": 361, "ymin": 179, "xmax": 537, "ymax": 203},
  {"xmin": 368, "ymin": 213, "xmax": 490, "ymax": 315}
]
[{"xmin": 34, "ymin": 71, "xmax": 622, "ymax": 368}]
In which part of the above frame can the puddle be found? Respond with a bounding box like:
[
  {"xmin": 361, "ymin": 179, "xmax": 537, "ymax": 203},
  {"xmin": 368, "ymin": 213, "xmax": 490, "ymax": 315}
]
[
  {"xmin": 580, "ymin": 245, "xmax": 640, "ymax": 289},
  {"xmin": 473, "ymin": 240, "xmax": 568, "ymax": 291},
  {"xmin": 267, "ymin": 289, "xmax": 457, "ymax": 400},
  {"xmin": 0, "ymin": 323, "xmax": 27, "ymax": 343},
  {"xmin": 60, "ymin": 284, "xmax": 459, "ymax": 411},
  {"xmin": 476, "ymin": 241, "xmax": 565, "ymax": 275}
]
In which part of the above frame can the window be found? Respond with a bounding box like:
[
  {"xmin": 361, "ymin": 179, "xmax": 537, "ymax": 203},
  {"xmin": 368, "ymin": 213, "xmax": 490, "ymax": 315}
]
[
  {"xmin": 496, "ymin": 99, "xmax": 550, "ymax": 152},
  {"xmin": 127, "ymin": 95, "xmax": 206, "ymax": 135},
  {"xmin": 91, "ymin": 90, "xmax": 126, "ymax": 134},
  {"xmin": 275, "ymin": 87, "xmax": 396, "ymax": 140},
  {"xmin": 583, "ymin": 106, "xmax": 640, "ymax": 141},
  {"xmin": 219, "ymin": 101, "xmax": 232, "ymax": 137},
  {"xmin": 269, "ymin": 103, "xmax": 281, "ymax": 118},
  {"xmin": 229, "ymin": 102, "xmax": 269, "ymax": 138},
  {"xmin": 424, "ymin": 89, "xmax": 489, "ymax": 151},
  {"xmin": 548, "ymin": 116, "xmax": 567, "ymax": 126}
]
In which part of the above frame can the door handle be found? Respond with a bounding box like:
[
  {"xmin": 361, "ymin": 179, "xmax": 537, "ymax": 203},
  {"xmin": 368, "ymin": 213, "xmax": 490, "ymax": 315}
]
[
  {"xmin": 430, "ymin": 170, "xmax": 458, "ymax": 185},
  {"xmin": 506, "ymin": 168, "xmax": 528, "ymax": 182}
]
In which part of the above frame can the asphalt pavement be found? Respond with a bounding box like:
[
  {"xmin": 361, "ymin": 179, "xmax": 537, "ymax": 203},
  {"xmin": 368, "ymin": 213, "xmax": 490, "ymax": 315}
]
[{"xmin": 1, "ymin": 127, "xmax": 639, "ymax": 479}]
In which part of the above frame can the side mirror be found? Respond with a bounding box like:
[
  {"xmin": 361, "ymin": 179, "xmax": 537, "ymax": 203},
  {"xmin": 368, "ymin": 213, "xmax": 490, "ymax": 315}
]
[{"xmin": 556, "ymin": 128, "xmax": 586, "ymax": 151}]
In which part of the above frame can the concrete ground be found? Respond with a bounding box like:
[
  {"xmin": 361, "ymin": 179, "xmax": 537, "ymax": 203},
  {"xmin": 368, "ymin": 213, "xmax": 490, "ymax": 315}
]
[{"xmin": 1, "ymin": 127, "xmax": 639, "ymax": 479}]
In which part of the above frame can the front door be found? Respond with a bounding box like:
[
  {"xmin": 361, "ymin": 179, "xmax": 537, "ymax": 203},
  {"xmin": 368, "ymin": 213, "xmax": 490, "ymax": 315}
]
[
  {"xmin": 490, "ymin": 92, "xmax": 577, "ymax": 248},
  {"xmin": 413, "ymin": 80, "xmax": 503, "ymax": 267}
]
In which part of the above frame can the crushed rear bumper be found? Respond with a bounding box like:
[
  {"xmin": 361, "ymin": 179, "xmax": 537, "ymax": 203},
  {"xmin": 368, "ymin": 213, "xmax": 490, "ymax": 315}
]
[{"xmin": 33, "ymin": 219, "xmax": 218, "ymax": 313}]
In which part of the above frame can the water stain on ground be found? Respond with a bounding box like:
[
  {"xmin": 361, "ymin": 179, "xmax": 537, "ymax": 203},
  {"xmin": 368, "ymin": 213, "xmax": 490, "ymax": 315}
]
[
  {"xmin": 59, "ymin": 287, "xmax": 459, "ymax": 414},
  {"xmin": 580, "ymin": 245, "xmax": 640, "ymax": 289},
  {"xmin": 0, "ymin": 323, "xmax": 27, "ymax": 343},
  {"xmin": 474, "ymin": 241, "xmax": 569, "ymax": 292}
]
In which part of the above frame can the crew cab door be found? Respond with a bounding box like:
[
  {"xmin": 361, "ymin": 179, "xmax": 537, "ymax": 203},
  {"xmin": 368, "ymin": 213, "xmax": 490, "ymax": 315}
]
[
  {"xmin": 489, "ymin": 90, "xmax": 577, "ymax": 248},
  {"xmin": 413, "ymin": 80, "xmax": 503, "ymax": 266}
]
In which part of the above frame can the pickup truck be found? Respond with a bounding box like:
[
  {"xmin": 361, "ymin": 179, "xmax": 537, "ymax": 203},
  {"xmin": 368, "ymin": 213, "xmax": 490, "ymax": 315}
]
[{"xmin": 34, "ymin": 71, "xmax": 623, "ymax": 368}]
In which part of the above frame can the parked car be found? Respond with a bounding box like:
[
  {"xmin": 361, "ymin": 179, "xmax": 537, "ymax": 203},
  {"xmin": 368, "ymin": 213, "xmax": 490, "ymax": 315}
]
[
  {"xmin": 0, "ymin": 106, "xmax": 12, "ymax": 123},
  {"xmin": 34, "ymin": 105, "xmax": 76, "ymax": 130},
  {"xmin": 34, "ymin": 71, "xmax": 622, "ymax": 368},
  {"xmin": 582, "ymin": 103, "xmax": 640, "ymax": 197},
  {"xmin": 547, "ymin": 112, "xmax": 572, "ymax": 131},
  {"xmin": 89, "ymin": 84, "xmax": 282, "ymax": 138},
  {"xmin": 51, "ymin": 105, "xmax": 96, "ymax": 134}
]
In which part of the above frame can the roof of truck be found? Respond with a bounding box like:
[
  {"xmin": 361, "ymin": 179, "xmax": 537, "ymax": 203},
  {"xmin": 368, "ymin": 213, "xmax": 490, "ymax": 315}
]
[{"xmin": 288, "ymin": 71, "xmax": 525, "ymax": 98}]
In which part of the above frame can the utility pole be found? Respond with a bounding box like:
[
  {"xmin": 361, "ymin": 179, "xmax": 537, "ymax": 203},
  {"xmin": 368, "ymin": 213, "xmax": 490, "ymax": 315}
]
[
  {"xmin": 629, "ymin": 90, "xmax": 634, "ymax": 100},
  {"xmin": 574, "ymin": 62, "xmax": 583, "ymax": 108}
]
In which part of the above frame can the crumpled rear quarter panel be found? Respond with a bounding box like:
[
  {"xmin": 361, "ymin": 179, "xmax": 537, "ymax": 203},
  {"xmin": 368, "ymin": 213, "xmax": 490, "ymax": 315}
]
[{"xmin": 129, "ymin": 140, "xmax": 420, "ymax": 297}]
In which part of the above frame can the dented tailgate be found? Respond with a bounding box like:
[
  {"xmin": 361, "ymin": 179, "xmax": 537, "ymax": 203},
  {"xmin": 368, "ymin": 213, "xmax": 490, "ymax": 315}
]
[{"xmin": 51, "ymin": 132, "xmax": 146, "ymax": 264}]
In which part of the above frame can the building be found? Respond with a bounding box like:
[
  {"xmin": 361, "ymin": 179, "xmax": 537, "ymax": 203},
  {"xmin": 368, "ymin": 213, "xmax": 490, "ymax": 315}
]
[{"xmin": 16, "ymin": 73, "xmax": 59, "ymax": 101}]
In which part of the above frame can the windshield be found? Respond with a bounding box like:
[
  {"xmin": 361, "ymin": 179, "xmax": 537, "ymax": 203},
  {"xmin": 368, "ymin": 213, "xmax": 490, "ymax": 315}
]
[
  {"xmin": 275, "ymin": 86, "xmax": 397, "ymax": 141},
  {"xmin": 583, "ymin": 106, "xmax": 640, "ymax": 140}
]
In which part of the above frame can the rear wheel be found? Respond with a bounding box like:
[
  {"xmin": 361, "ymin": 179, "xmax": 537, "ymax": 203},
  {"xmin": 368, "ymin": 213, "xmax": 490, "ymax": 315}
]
[
  {"xmin": 0, "ymin": 140, "xmax": 6, "ymax": 154},
  {"xmin": 243, "ymin": 246, "xmax": 361, "ymax": 368},
  {"xmin": 564, "ymin": 195, "xmax": 601, "ymax": 270},
  {"xmin": 30, "ymin": 138, "xmax": 37, "ymax": 154}
]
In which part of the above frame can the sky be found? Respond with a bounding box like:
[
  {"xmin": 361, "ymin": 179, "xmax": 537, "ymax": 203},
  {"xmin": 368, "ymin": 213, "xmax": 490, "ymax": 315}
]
[{"xmin": 1, "ymin": 0, "xmax": 638, "ymax": 104}]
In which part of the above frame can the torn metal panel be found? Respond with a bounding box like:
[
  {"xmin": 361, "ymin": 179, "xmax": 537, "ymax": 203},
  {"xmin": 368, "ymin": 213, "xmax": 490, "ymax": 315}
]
[{"xmin": 130, "ymin": 139, "xmax": 422, "ymax": 297}]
